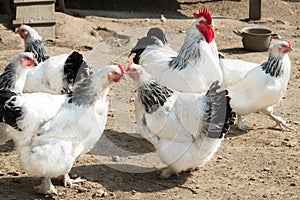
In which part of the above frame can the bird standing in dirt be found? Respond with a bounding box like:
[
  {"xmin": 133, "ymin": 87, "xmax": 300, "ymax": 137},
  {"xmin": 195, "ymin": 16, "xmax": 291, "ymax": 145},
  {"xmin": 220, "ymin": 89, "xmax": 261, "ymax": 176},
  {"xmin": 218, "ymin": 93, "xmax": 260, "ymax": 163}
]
[
  {"xmin": 219, "ymin": 40, "xmax": 294, "ymax": 131},
  {"xmin": 0, "ymin": 64, "xmax": 124, "ymax": 194},
  {"xmin": 126, "ymin": 62, "xmax": 235, "ymax": 178}
]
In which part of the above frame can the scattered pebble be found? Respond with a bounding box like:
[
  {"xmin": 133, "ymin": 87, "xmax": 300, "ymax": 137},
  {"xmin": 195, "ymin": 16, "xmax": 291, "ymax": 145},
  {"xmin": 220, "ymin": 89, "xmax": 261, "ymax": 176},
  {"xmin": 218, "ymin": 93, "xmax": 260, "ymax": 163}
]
[
  {"xmin": 92, "ymin": 189, "xmax": 108, "ymax": 198},
  {"xmin": 286, "ymin": 142, "xmax": 297, "ymax": 147},
  {"xmin": 112, "ymin": 155, "xmax": 121, "ymax": 162},
  {"xmin": 77, "ymin": 187, "xmax": 88, "ymax": 193},
  {"xmin": 218, "ymin": 156, "xmax": 223, "ymax": 160},
  {"xmin": 90, "ymin": 30, "xmax": 98, "ymax": 37},
  {"xmin": 0, "ymin": 172, "xmax": 4, "ymax": 176},
  {"xmin": 293, "ymin": 121, "xmax": 300, "ymax": 125},
  {"xmin": 249, "ymin": 177, "xmax": 256, "ymax": 181},
  {"xmin": 290, "ymin": 182, "xmax": 296, "ymax": 187},
  {"xmin": 131, "ymin": 190, "xmax": 137, "ymax": 195},
  {"xmin": 263, "ymin": 167, "xmax": 271, "ymax": 172},
  {"xmin": 13, "ymin": 172, "xmax": 20, "ymax": 176},
  {"xmin": 276, "ymin": 19, "xmax": 286, "ymax": 24}
]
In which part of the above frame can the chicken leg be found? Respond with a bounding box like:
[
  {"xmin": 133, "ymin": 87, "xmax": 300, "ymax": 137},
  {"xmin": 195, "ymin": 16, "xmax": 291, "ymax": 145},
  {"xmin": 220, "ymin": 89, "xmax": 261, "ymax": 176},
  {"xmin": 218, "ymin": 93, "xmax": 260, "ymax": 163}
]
[
  {"xmin": 263, "ymin": 107, "xmax": 295, "ymax": 132},
  {"xmin": 34, "ymin": 178, "xmax": 57, "ymax": 195},
  {"xmin": 237, "ymin": 115, "xmax": 252, "ymax": 131},
  {"xmin": 63, "ymin": 174, "xmax": 86, "ymax": 188}
]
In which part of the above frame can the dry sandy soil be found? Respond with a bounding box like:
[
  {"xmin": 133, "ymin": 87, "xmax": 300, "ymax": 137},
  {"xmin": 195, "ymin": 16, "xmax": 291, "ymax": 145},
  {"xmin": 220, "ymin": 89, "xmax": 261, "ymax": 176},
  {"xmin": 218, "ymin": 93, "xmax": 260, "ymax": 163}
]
[{"xmin": 0, "ymin": 0, "xmax": 300, "ymax": 199}]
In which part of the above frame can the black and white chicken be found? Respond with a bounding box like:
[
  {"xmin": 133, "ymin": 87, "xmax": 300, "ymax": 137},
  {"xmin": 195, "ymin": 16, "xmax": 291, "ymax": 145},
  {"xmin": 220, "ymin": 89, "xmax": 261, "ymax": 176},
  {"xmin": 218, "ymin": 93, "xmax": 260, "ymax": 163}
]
[
  {"xmin": 0, "ymin": 52, "xmax": 37, "ymax": 144},
  {"xmin": 130, "ymin": 8, "xmax": 222, "ymax": 93},
  {"xmin": 0, "ymin": 64, "xmax": 124, "ymax": 194},
  {"xmin": 126, "ymin": 63, "xmax": 235, "ymax": 178},
  {"xmin": 219, "ymin": 40, "xmax": 294, "ymax": 131},
  {"xmin": 16, "ymin": 24, "xmax": 92, "ymax": 94}
]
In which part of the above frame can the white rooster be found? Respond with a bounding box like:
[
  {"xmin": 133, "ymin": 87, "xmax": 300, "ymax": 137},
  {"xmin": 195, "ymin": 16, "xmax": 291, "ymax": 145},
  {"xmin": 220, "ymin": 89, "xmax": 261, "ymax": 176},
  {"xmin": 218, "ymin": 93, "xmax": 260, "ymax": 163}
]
[
  {"xmin": 219, "ymin": 40, "xmax": 294, "ymax": 131},
  {"xmin": 0, "ymin": 64, "xmax": 124, "ymax": 194},
  {"xmin": 16, "ymin": 24, "xmax": 92, "ymax": 94},
  {"xmin": 130, "ymin": 7, "xmax": 222, "ymax": 93},
  {"xmin": 0, "ymin": 52, "xmax": 37, "ymax": 144},
  {"xmin": 126, "ymin": 63, "xmax": 235, "ymax": 178}
]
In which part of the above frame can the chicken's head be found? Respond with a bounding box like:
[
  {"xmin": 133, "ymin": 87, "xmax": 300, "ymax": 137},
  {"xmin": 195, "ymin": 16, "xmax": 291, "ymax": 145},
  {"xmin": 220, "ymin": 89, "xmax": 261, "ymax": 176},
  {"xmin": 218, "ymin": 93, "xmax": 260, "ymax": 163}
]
[
  {"xmin": 271, "ymin": 40, "xmax": 293, "ymax": 57},
  {"xmin": 19, "ymin": 52, "xmax": 38, "ymax": 68},
  {"xmin": 194, "ymin": 7, "xmax": 215, "ymax": 43},
  {"xmin": 107, "ymin": 64, "xmax": 125, "ymax": 83},
  {"xmin": 125, "ymin": 61, "xmax": 142, "ymax": 81},
  {"xmin": 16, "ymin": 24, "xmax": 40, "ymax": 41}
]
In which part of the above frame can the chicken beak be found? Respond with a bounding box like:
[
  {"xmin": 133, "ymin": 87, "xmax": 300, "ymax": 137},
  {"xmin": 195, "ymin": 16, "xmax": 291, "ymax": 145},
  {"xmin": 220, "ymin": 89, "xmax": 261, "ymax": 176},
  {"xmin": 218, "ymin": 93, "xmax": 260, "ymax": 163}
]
[
  {"xmin": 33, "ymin": 59, "xmax": 38, "ymax": 66},
  {"xmin": 289, "ymin": 46, "xmax": 294, "ymax": 52}
]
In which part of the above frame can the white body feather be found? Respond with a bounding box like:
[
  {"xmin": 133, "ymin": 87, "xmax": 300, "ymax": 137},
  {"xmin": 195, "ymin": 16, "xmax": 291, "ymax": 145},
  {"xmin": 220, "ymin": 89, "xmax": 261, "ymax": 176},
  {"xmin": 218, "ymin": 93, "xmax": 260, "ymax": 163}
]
[
  {"xmin": 135, "ymin": 86, "xmax": 222, "ymax": 173},
  {"xmin": 139, "ymin": 25, "xmax": 222, "ymax": 93},
  {"xmin": 24, "ymin": 54, "xmax": 69, "ymax": 94},
  {"xmin": 19, "ymin": 98, "xmax": 108, "ymax": 179},
  {"xmin": 220, "ymin": 52, "xmax": 291, "ymax": 116}
]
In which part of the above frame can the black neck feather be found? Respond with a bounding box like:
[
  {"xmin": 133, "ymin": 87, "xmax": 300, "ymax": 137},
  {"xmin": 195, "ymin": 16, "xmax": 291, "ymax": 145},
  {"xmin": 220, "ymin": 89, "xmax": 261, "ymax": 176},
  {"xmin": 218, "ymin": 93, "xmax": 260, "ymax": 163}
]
[
  {"xmin": 25, "ymin": 39, "xmax": 49, "ymax": 63},
  {"xmin": 138, "ymin": 79, "xmax": 174, "ymax": 114},
  {"xmin": 168, "ymin": 36, "xmax": 203, "ymax": 71},
  {"xmin": 261, "ymin": 56, "xmax": 283, "ymax": 77},
  {"xmin": 0, "ymin": 64, "xmax": 17, "ymax": 91}
]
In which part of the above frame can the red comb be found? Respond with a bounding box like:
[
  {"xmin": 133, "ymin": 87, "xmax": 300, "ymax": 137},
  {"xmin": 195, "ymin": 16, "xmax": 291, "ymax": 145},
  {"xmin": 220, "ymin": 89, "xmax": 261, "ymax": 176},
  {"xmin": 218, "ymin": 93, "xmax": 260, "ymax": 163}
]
[
  {"xmin": 194, "ymin": 7, "xmax": 212, "ymax": 24},
  {"xmin": 286, "ymin": 40, "xmax": 292, "ymax": 48},
  {"xmin": 117, "ymin": 64, "xmax": 124, "ymax": 75}
]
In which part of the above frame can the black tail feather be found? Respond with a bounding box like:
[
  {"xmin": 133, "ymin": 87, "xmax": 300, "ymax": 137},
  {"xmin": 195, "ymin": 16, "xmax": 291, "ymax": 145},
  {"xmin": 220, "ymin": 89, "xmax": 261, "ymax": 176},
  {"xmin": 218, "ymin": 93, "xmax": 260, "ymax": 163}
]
[
  {"xmin": 63, "ymin": 51, "xmax": 93, "ymax": 93},
  {"xmin": 130, "ymin": 27, "xmax": 168, "ymax": 64},
  {"xmin": 0, "ymin": 90, "xmax": 22, "ymax": 130},
  {"xmin": 203, "ymin": 81, "xmax": 236, "ymax": 139}
]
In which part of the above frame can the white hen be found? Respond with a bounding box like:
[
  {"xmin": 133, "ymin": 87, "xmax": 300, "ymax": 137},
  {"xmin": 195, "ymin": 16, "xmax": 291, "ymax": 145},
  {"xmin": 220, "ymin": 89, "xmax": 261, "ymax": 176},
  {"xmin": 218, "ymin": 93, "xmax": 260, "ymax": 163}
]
[
  {"xmin": 0, "ymin": 64, "xmax": 124, "ymax": 194},
  {"xmin": 219, "ymin": 40, "xmax": 294, "ymax": 131},
  {"xmin": 126, "ymin": 63, "xmax": 235, "ymax": 178},
  {"xmin": 0, "ymin": 52, "xmax": 38, "ymax": 144},
  {"xmin": 130, "ymin": 7, "xmax": 222, "ymax": 93},
  {"xmin": 16, "ymin": 24, "xmax": 92, "ymax": 94}
]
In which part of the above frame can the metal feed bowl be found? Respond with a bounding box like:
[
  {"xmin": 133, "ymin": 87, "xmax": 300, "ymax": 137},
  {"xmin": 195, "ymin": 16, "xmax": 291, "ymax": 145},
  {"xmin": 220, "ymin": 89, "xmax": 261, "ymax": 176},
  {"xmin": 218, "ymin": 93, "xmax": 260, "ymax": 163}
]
[{"xmin": 234, "ymin": 27, "xmax": 280, "ymax": 52}]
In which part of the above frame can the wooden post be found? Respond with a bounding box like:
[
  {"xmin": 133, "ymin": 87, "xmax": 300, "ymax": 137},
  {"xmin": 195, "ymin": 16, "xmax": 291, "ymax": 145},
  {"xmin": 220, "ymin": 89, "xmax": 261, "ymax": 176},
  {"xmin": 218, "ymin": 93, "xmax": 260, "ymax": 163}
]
[
  {"xmin": 249, "ymin": 0, "xmax": 261, "ymax": 20},
  {"xmin": 58, "ymin": 0, "xmax": 65, "ymax": 12}
]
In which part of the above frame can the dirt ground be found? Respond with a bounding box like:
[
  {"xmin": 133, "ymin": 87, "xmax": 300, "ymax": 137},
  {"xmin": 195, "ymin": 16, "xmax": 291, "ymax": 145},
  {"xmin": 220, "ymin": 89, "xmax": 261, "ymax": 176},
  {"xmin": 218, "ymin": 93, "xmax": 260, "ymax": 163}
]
[{"xmin": 0, "ymin": 0, "xmax": 300, "ymax": 199}]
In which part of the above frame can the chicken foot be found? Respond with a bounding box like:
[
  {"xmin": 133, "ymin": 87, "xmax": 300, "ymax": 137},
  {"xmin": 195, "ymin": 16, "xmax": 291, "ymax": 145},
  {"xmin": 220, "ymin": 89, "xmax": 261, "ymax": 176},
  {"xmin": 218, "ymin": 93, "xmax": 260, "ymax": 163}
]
[{"xmin": 263, "ymin": 107, "xmax": 295, "ymax": 132}]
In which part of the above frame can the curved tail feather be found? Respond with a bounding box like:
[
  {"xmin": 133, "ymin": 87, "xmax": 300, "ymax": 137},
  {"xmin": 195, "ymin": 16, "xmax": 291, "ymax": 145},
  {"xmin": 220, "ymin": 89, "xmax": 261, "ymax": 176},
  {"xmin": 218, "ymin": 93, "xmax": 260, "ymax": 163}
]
[
  {"xmin": 130, "ymin": 27, "xmax": 168, "ymax": 64},
  {"xmin": 202, "ymin": 81, "xmax": 236, "ymax": 139},
  {"xmin": 63, "ymin": 51, "xmax": 93, "ymax": 93}
]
